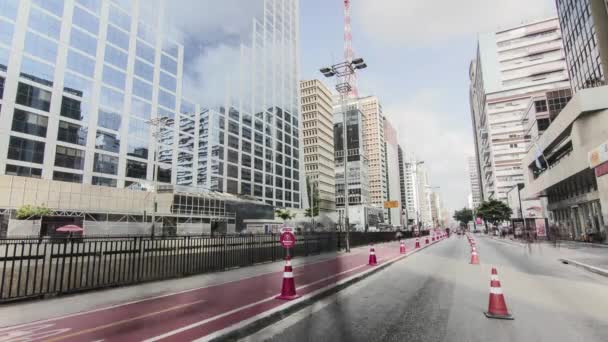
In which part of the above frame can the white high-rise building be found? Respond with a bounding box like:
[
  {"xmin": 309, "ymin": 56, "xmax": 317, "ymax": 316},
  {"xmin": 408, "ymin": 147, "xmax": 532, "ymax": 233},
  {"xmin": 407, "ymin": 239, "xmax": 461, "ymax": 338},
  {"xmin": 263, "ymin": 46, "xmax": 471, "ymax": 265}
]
[
  {"xmin": 470, "ymin": 18, "xmax": 570, "ymax": 202},
  {"xmin": 383, "ymin": 117, "xmax": 401, "ymax": 226},
  {"xmin": 403, "ymin": 157, "xmax": 420, "ymax": 227},
  {"xmin": 359, "ymin": 96, "xmax": 387, "ymax": 214},
  {"xmin": 467, "ymin": 155, "xmax": 482, "ymax": 208}
]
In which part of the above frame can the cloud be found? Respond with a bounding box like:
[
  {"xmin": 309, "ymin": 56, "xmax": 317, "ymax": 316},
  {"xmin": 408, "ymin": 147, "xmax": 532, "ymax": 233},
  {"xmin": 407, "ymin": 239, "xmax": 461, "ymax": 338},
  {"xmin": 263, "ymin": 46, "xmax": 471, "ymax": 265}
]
[
  {"xmin": 354, "ymin": 0, "xmax": 556, "ymax": 45},
  {"xmin": 383, "ymin": 90, "xmax": 474, "ymax": 212}
]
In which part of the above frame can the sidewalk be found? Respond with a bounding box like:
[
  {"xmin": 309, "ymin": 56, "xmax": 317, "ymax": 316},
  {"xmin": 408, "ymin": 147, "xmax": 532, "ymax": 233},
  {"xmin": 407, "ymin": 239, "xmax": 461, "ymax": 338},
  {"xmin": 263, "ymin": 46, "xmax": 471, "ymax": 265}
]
[{"xmin": 0, "ymin": 235, "xmax": 446, "ymax": 341}]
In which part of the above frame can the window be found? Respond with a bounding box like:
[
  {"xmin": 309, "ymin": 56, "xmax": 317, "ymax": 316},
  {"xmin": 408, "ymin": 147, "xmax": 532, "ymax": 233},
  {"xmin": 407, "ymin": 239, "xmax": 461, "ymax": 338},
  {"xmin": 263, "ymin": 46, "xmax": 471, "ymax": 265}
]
[
  {"xmin": 160, "ymin": 71, "xmax": 176, "ymax": 91},
  {"xmin": 0, "ymin": 76, "xmax": 4, "ymax": 99},
  {"xmin": 32, "ymin": 0, "xmax": 64, "ymax": 17},
  {"xmin": 12, "ymin": 109, "xmax": 48, "ymax": 137},
  {"xmin": 159, "ymin": 89, "xmax": 175, "ymax": 109},
  {"xmin": 161, "ymin": 54, "xmax": 177, "ymax": 75},
  {"xmin": 242, "ymin": 140, "xmax": 251, "ymax": 154},
  {"xmin": 134, "ymin": 59, "xmax": 154, "ymax": 82},
  {"xmin": 53, "ymin": 171, "xmax": 82, "ymax": 183},
  {"xmin": 16, "ymin": 83, "xmax": 51, "ymax": 112},
  {"xmin": 242, "ymin": 154, "xmax": 251, "ymax": 167},
  {"xmin": 60, "ymin": 96, "xmax": 87, "ymax": 121},
  {"xmin": 227, "ymin": 164, "xmax": 238, "ymax": 178},
  {"xmin": 20, "ymin": 57, "xmax": 54, "ymax": 87},
  {"xmin": 95, "ymin": 131, "xmax": 120, "ymax": 153},
  {"xmin": 137, "ymin": 22, "xmax": 155, "ymax": 45},
  {"xmin": 157, "ymin": 165, "xmax": 171, "ymax": 183},
  {"xmin": 92, "ymin": 176, "xmax": 117, "ymax": 187},
  {"xmin": 0, "ymin": 19, "xmax": 13, "ymax": 46},
  {"xmin": 162, "ymin": 39, "xmax": 179, "ymax": 58},
  {"xmin": 0, "ymin": 0, "xmax": 19, "ymax": 19},
  {"xmin": 28, "ymin": 6, "xmax": 62, "ymax": 39},
  {"xmin": 100, "ymin": 86, "xmax": 124, "ymax": 111},
  {"xmin": 72, "ymin": 5, "xmax": 99, "ymax": 34},
  {"xmin": 136, "ymin": 40, "xmax": 155, "ymax": 64},
  {"xmin": 126, "ymin": 159, "xmax": 147, "ymax": 179},
  {"xmin": 63, "ymin": 72, "xmax": 92, "ymax": 98},
  {"xmin": 227, "ymin": 149, "xmax": 239, "ymax": 163},
  {"xmin": 102, "ymin": 65, "xmax": 126, "ymax": 89},
  {"xmin": 98, "ymin": 109, "xmax": 121, "ymax": 131},
  {"xmin": 24, "ymin": 31, "xmax": 58, "ymax": 63},
  {"xmin": 55, "ymin": 145, "xmax": 85, "ymax": 169},
  {"xmin": 534, "ymin": 100, "xmax": 548, "ymax": 113},
  {"xmin": 227, "ymin": 179, "xmax": 238, "ymax": 194},
  {"xmin": 127, "ymin": 138, "xmax": 148, "ymax": 159},
  {"xmin": 131, "ymin": 97, "xmax": 151, "ymax": 120},
  {"xmin": 76, "ymin": 0, "xmax": 101, "ymax": 14},
  {"xmin": 106, "ymin": 24, "xmax": 129, "ymax": 50},
  {"xmin": 70, "ymin": 27, "xmax": 97, "ymax": 56},
  {"xmin": 66, "ymin": 49, "xmax": 95, "ymax": 77},
  {"xmin": 104, "ymin": 45, "xmax": 128, "ymax": 69},
  {"xmin": 108, "ymin": 6, "xmax": 131, "ymax": 31},
  {"xmin": 5, "ymin": 164, "xmax": 42, "ymax": 178},
  {"xmin": 241, "ymin": 182, "xmax": 251, "ymax": 195},
  {"xmin": 7, "ymin": 136, "xmax": 45, "ymax": 164},
  {"xmin": 241, "ymin": 168, "xmax": 251, "ymax": 181},
  {"xmin": 133, "ymin": 78, "xmax": 152, "ymax": 100},
  {"xmin": 128, "ymin": 118, "xmax": 149, "ymax": 140},
  {"xmin": 93, "ymin": 153, "xmax": 118, "ymax": 175}
]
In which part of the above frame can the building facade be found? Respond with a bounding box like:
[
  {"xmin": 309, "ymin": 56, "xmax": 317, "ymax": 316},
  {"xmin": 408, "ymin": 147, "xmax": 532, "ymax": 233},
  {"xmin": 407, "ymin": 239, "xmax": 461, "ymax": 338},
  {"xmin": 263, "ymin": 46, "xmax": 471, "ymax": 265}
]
[
  {"xmin": 467, "ymin": 155, "xmax": 482, "ymax": 209},
  {"xmin": 397, "ymin": 145, "xmax": 409, "ymax": 225},
  {"xmin": 556, "ymin": 0, "xmax": 608, "ymax": 93},
  {"xmin": 416, "ymin": 163, "xmax": 433, "ymax": 228},
  {"xmin": 470, "ymin": 18, "xmax": 571, "ymax": 202},
  {"xmin": 197, "ymin": 0, "xmax": 303, "ymax": 209},
  {"xmin": 403, "ymin": 158, "xmax": 420, "ymax": 227},
  {"xmin": 359, "ymin": 96, "xmax": 387, "ymax": 212},
  {"xmin": 300, "ymin": 79, "xmax": 335, "ymax": 213},
  {"xmin": 383, "ymin": 117, "xmax": 402, "ymax": 226}
]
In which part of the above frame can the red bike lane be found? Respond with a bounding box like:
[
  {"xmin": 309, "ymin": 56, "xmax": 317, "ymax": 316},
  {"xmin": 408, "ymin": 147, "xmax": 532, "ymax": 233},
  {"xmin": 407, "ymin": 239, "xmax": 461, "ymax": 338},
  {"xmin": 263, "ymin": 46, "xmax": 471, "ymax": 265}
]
[{"xmin": 0, "ymin": 236, "xmax": 443, "ymax": 342}]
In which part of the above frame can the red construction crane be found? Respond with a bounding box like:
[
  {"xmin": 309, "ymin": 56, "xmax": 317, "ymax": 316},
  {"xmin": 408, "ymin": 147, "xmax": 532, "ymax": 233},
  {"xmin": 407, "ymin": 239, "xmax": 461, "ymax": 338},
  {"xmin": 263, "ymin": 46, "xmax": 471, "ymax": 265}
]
[{"xmin": 343, "ymin": 0, "xmax": 358, "ymax": 98}]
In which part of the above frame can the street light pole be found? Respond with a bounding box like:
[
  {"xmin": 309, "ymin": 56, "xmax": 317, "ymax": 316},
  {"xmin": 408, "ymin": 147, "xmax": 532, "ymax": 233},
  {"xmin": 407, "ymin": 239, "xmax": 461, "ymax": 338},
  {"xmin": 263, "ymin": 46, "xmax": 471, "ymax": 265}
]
[{"xmin": 320, "ymin": 58, "xmax": 367, "ymax": 253}]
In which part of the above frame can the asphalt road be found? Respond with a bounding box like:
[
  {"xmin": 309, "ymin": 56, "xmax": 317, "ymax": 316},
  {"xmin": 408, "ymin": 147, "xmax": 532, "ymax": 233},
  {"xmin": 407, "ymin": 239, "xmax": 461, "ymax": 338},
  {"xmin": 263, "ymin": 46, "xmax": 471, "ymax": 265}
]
[{"xmin": 243, "ymin": 234, "xmax": 608, "ymax": 342}]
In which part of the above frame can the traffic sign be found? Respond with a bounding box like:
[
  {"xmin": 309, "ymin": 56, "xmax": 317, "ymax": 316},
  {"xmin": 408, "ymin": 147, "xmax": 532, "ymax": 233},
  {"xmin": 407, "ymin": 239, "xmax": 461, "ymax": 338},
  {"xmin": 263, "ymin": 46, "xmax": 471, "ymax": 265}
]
[{"xmin": 280, "ymin": 231, "xmax": 296, "ymax": 249}]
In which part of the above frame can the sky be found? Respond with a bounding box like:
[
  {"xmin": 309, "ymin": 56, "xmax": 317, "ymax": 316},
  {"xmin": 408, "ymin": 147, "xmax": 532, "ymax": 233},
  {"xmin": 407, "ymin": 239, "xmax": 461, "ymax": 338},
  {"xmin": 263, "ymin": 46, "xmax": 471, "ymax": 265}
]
[{"xmin": 164, "ymin": 0, "xmax": 557, "ymax": 214}]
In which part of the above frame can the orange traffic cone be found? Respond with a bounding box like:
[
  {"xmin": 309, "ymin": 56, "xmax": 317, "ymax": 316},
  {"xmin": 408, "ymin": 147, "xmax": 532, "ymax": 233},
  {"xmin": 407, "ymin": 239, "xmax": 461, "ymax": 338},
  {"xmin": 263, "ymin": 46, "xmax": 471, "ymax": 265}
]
[
  {"xmin": 470, "ymin": 249, "xmax": 479, "ymax": 264},
  {"xmin": 368, "ymin": 245, "xmax": 378, "ymax": 265},
  {"xmin": 276, "ymin": 257, "xmax": 300, "ymax": 300},
  {"xmin": 399, "ymin": 240, "xmax": 406, "ymax": 254},
  {"xmin": 415, "ymin": 238, "xmax": 420, "ymax": 249},
  {"xmin": 484, "ymin": 268, "xmax": 513, "ymax": 319}
]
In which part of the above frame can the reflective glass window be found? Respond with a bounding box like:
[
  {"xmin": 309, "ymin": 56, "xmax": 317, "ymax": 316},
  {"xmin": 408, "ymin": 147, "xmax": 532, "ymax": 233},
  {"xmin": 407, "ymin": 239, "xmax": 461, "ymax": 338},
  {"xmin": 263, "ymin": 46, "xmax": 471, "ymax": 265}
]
[
  {"xmin": 131, "ymin": 97, "xmax": 151, "ymax": 120},
  {"xmin": 102, "ymin": 65, "xmax": 126, "ymax": 89},
  {"xmin": 180, "ymin": 100, "xmax": 195, "ymax": 116},
  {"xmin": 60, "ymin": 96, "xmax": 88, "ymax": 121},
  {"xmin": 70, "ymin": 27, "xmax": 97, "ymax": 56},
  {"xmin": 136, "ymin": 40, "xmax": 155, "ymax": 64},
  {"xmin": 93, "ymin": 153, "xmax": 118, "ymax": 175},
  {"xmin": 0, "ymin": 76, "xmax": 4, "ymax": 99},
  {"xmin": 28, "ymin": 7, "xmax": 61, "ymax": 39},
  {"xmin": 12, "ymin": 109, "xmax": 48, "ymax": 137},
  {"xmin": 159, "ymin": 89, "xmax": 175, "ymax": 109},
  {"xmin": 7, "ymin": 136, "xmax": 45, "ymax": 164},
  {"xmin": 66, "ymin": 49, "xmax": 95, "ymax": 77},
  {"xmin": 0, "ymin": 46, "xmax": 9, "ymax": 71},
  {"xmin": 98, "ymin": 109, "xmax": 121, "ymax": 131},
  {"xmin": 127, "ymin": 138, "xmax": 148, "ymax": 159},
  {"xmin": 178, "ymin": 134, "xmax": 194, "ymax": 151},
  {"xmin": 180, "ymin": 116, "xmax": 195, "ymax": 134},
  {"xmin": 24, "ymin": 31, "xmax": 58, "ymax": 63},
  {"xmin": 53, "ymin": 171, "xmax": 82, "ymax": 183},
  {"xmin": 76, "ymin": 0, "xmax": 101, "ymax": 14},
  {"xmin": 0, "ymin": 0, "xmax": 19, "ymax": 20},
  {"xmin": 134, "ymin": 59, "xmax": 154, "ymax": 82},
  {"xmin": 108, "ymin": 6, "xmax": 131, "ymax": 31},
  {"xmin": 72, "ymin": 6, "xmax": 99, "ymax": 35},
  {"xmin": 103, "ymin": 44, "xmax": 127, "ymax": 69},
  {"xmin": 126, "ymin": 159, "xmax": 147, "ymax": 179},
  {"xmin": 157, "ymin": 165, "xmax": 171, "ymax": 183},
  {"xmin": 5, "ymin": 164, "xmax": 42, "ymax": 178},
  {"xmin": 160, "ymin": 54, "xmax": 177, "ymax": 74},
  {"xmin": 95, "ymin": 130, "xmax": 120, "ymax": 153},
  {"xmin": 92, "ymin": 176, "xmax": 117, "ymax": 187},
  {"xmin": 106, "ymin": 24, "xmax": 129, "ymax": 50},
  {"xmin": 160, "ymin": 71, "xmax": 176, "ymax": 91},
  {"xmin": 157, "ymin": 106, "xmax": 175, "ymax": 120},
  {"xmin": 32, "ymin": 0, "xmax": 64, "ymax": 17},
  {"xmin": 128, "ymin": 118, "xmax": 149, "ymax": 140},
  {"xmin": 0, "ymin": 19, "xmax": 13, "ymax": 46},
  {"xmin": 137, "ymin": 23, "xmax": 156, "ymax": 46},
  {"xmin": 162, "ymin": 39, "xmax": 178, "ymax": 58},
  {"xmin": 16, "ymin": 82, "xmax": 51, "ymax": 112},
  {"xmin": 54, "ymin": 145, "xmax": 85, "ymax": 170},
  {"xmin": 20, "ymin": 56, "xmax": 55, "ymax": 87},
  {"xmin": 63, "ymin": 72, "xmax": 92, "ymax": 98},
  {"xmin": 132, "ymin": 78, "xmax": 152, "ymax": 100},
  {"xmin": 57, "ymin": 121, "xmax": 87, "ymax": 146},
  {"xmin": 100, "ymin": 86, "xmax": 124, "ymax": 111}
]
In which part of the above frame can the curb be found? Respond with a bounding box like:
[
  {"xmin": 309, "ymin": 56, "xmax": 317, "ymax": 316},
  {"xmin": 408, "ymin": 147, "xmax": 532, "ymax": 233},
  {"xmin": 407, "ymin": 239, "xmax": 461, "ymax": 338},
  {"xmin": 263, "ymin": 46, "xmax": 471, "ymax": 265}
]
[
  {"xmin": 558, "ymin": 258, "xmax": 608, "ymax": 278},
  {"xmin": 204, "ymin": 239, "xmax": 446, "ymax": 341}
]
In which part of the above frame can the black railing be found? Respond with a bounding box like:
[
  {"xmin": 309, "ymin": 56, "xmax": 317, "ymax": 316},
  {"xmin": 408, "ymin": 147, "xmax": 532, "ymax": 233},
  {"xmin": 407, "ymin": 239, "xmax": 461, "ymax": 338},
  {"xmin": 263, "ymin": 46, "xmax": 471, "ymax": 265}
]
[{"xmin": 0, "ymin": 231, "xmax": 404, "ymax": 303}]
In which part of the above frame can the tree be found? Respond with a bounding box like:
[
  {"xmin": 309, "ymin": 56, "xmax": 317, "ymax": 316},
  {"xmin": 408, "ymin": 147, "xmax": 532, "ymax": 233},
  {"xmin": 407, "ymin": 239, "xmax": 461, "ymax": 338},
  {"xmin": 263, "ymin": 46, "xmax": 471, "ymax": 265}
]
[
  {"xmin": 16, "ymin": 205, "xmax": 52, "ymax": 220},
  {"xmin": 476, "ymin": 200, "xmax": 513, "ymax": 231},
  {"xmin": 275, "ymin": 209, "xmax": 296, "ymax": 222},
  {"xmin": 453, "ymin": 207, "xmax": 473, "ymax": 228},
  {"xmin": 304, "ymin": 177, "xmax": 320, "ymax": 218}
]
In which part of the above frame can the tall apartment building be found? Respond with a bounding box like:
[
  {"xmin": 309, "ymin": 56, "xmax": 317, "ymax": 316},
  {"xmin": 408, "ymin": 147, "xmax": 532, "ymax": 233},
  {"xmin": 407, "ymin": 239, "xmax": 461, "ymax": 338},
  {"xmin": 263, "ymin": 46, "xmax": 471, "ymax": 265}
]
[
  {"xmin": 556, "ymin": 0, "xmax": 608, "ymax": 93},
  {"xmin": 416, "ymin": 163, "xmax": 433, "ymax": 228},
  {"xmin": 359, "ymin": 96, "xmax": 387, "ymax": 213},
  {"xmin": 383, "ymin": 117, "xmax": 402, "ymax": 226},
  {"xmin": 197, "ymin": 0, "xmax": 303, "ymax": 209},
  {"xmin": 403, "ymin": 157, "xmax": 420, "ymax": 227},
  {"xmin": 397, "ymin": 146, "xmax": 408, "ymax": 225},
  {"xmin": 469, "ymin": 18, "xmax": 570, "ymax": 202},
  {"xmin": 300, "ymin": 79, "xmax": 335, "ymax": 213},
  {"xmin": 0, "ymin": 0, "xmax": 196, "ymax": 189},
  {"xmin": 467, "ymin": 156, "xmax": 482, "ymax": 208}
]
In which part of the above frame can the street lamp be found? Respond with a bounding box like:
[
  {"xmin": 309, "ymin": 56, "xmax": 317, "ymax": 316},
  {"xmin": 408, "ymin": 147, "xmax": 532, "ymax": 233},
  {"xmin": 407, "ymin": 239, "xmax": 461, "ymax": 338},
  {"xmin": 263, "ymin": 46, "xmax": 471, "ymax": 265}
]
[
  {"xmin": 320, "ymin": 57, "xmax": 367, "ymax": 252},
  {"xmin": 146, "ymin": 116, "xmax": 171, "ymax": 237}
]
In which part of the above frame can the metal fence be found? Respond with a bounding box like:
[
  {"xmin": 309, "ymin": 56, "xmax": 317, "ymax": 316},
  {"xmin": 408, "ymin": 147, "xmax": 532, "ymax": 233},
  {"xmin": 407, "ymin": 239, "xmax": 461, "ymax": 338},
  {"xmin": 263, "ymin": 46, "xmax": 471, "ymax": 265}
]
[{"xmin": 0, "ymin": 231, "xmax": 410, "ymax": 303}]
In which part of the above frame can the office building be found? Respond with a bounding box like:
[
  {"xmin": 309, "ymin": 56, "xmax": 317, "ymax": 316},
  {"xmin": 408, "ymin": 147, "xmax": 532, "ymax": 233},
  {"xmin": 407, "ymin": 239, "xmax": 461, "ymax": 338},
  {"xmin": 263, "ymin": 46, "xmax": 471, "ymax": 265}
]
[
  {"xmin": 359, "ymin": 96, "xmax": 387, "ymax": 212},
  {"xmin": 416, "ymin": 163, "xmax": 433, "ymax": 228},
  {"xmin": 403, "ymin": 157, "xmax": 420, "ymax": 227},
  {"xmin": 556, "ymin": 0, "xmax": 608, "ymax": 93},
  {"xmin": 398, "ymin": 145, "xmax": 409, "ymax": 225},
  {"xmin": 383, "ymin": 117, "xmax": 402, "ymax": 226},
  {"xmin": 197, "ymin": 0, "xmax": 303, "ymax": 209},
  {"xmin": 467, "ymin": 155, "xmax": 482, "ymax": 209},
  {"xmin": 469, "ymin": 18, "xmax": 570, "ymax": 202},
  {"xmin": 300, "ymin": 79, "xmax": 335, "ymax": 213}
]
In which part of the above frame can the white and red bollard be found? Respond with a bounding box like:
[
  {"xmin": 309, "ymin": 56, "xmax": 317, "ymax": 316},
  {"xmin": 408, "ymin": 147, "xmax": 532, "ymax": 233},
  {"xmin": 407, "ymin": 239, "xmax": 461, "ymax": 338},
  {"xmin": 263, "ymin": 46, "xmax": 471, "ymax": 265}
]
[
  {"xmin": 368, "ymin": 245, "xmax": 378, "ymax": 266},
  {"xmin": 276, "ymin": 256, "xmax": 300, "ymax": 300},
  {"xmin": 415, "ymin": 238, "xmax": 421, "ymax": 249},
  {"xmin": 399, "ymin": 240, "xmax": 406, "ymax": 254}
]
